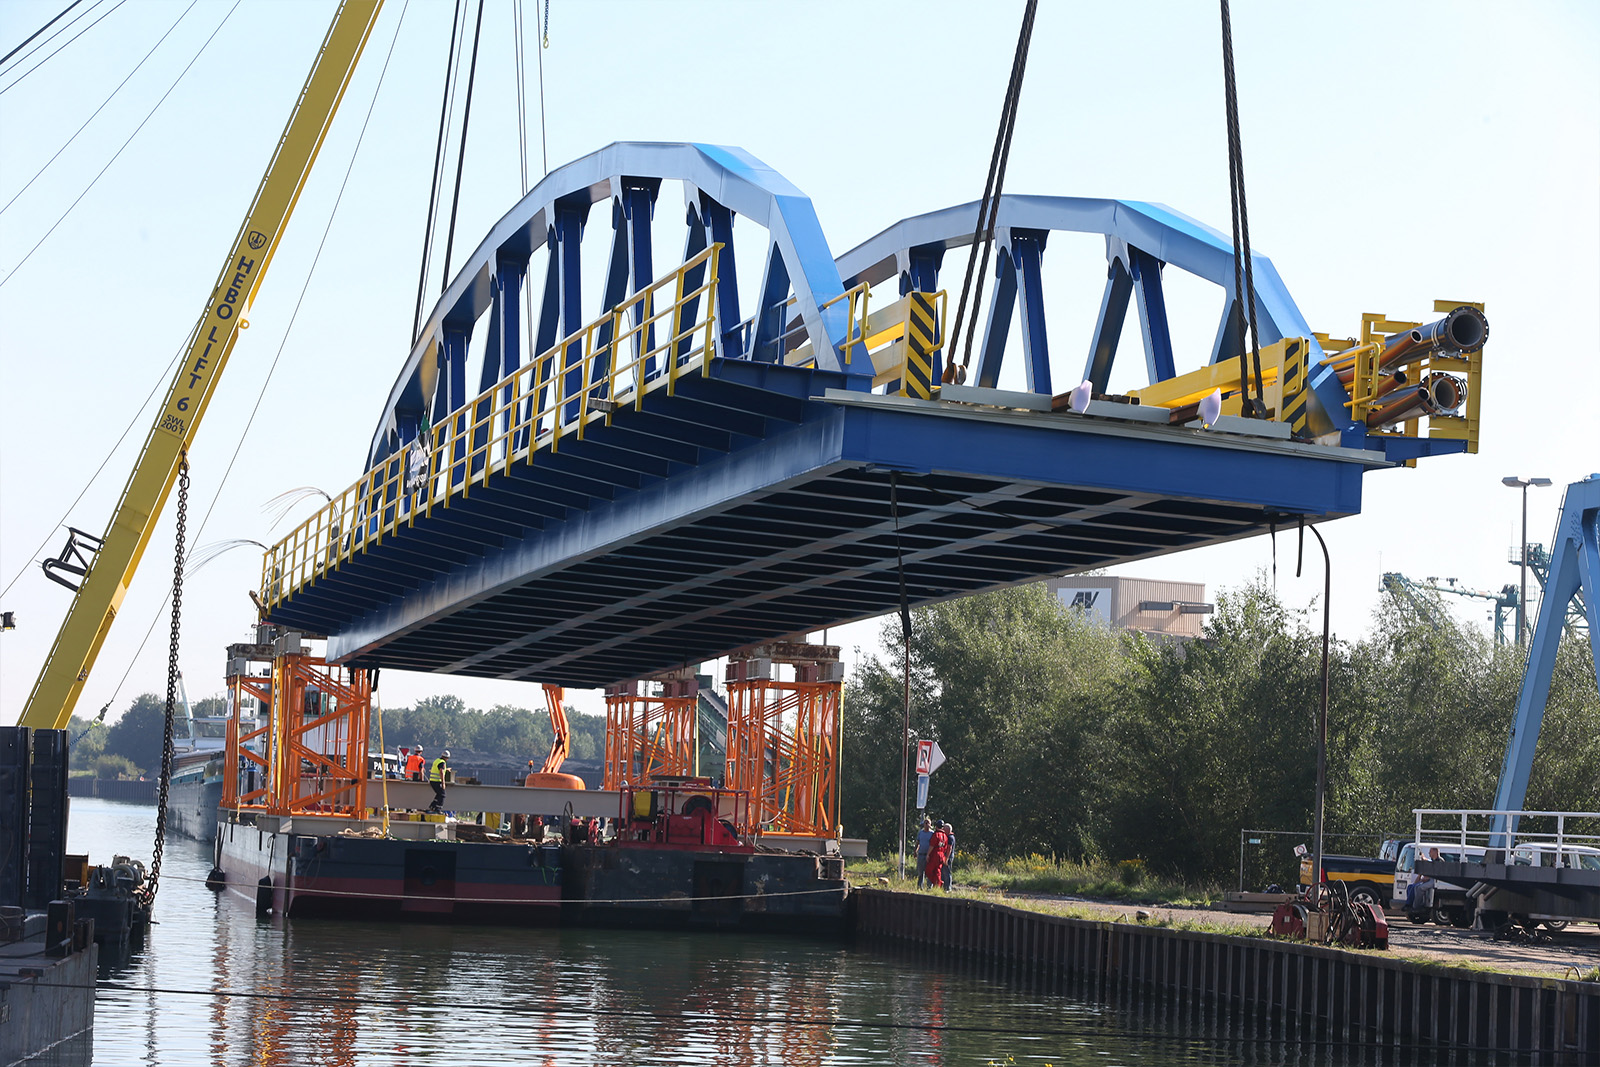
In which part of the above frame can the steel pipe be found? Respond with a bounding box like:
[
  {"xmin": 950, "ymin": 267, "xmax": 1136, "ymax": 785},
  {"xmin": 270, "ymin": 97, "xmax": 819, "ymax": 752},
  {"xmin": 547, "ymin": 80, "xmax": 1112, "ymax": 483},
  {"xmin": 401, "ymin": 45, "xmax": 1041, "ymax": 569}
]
[
  {"xmin": 1365, "ymin": 373, "xmax": 1464, "ymax": 427},
  {"xmin": 1380, "ymin": 305, "xmax": 1489, "ymax": 370}
]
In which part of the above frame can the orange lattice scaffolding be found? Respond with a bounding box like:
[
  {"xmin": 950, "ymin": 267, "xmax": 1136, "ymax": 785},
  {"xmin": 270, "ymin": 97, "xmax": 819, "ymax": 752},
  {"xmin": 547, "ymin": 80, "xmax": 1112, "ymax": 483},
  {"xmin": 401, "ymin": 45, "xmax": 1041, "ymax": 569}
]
[
  {"xmin": 602, "ymin": 671, "xmax": 698, "ymax": 790},
  {"xmin": 222, "ymin": 630, "xmax": 372, "ymax": 818},
  {"xmin": 724, "ymin": 642, "xmax": 842, "ymax": 838}
]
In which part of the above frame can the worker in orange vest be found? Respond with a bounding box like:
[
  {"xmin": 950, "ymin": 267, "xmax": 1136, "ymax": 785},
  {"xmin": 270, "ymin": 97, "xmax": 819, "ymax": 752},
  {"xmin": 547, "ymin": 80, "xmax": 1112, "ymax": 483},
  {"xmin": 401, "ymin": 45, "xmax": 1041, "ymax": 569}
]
[{"xmin": 405, "ymin": 746, "xmax": 425, "ymax": 781}]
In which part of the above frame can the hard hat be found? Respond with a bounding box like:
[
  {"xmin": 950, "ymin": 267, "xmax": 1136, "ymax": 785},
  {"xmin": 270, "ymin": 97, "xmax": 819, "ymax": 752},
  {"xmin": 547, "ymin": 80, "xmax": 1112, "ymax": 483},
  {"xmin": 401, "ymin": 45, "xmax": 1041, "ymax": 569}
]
[{"xmin": 442, "ymin": 750, "xmax": 451, "ymax": 758}]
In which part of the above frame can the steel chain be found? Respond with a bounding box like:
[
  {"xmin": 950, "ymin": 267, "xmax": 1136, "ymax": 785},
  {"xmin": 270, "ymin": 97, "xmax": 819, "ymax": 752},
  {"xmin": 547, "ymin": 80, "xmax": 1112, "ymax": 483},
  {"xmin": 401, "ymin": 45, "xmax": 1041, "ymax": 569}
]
[{"xmin": 143, "ymin": 452, "xmax": 189, "ymax": 907}]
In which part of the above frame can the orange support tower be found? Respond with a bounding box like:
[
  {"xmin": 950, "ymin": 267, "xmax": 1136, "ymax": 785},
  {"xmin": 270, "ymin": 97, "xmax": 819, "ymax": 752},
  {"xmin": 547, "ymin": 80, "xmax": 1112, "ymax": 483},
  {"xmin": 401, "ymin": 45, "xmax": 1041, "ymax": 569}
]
[
  {"xmin": 602, "ymin": 671, "xmax": 698, "ymax": 790},
  {"xmin": 222, "ymin": 629, "xmax": 372, "ymax": 818},
  {"xmin": 724, "ymin": 642, "xmax": 842, "ymax": 839}
]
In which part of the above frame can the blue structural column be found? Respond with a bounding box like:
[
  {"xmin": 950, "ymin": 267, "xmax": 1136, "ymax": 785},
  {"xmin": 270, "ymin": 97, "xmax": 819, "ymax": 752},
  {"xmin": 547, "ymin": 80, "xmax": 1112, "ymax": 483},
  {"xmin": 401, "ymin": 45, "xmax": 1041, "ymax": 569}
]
[
  {"xmin": 748, "ymin": 242, "xmax": 792, "ymax": 364},
  {"xmin": 593, "ymin": 198, "xmax": 632, "ymax": 393},
  {"xmin": 621, "ymin": 181, "xmax": 657, "ymax": 376},
  {"xmin": 700, "ymin": 195, "xmax": 742, "ymax": 359},
  {"xmin": 1083, "ymin": 246, "xmax": 1133, "ymax": 393},
  {"xmin": 1489, "ymin": 476, "xmax": 1600, "ymax": 844},
  {"xmin": 673, "ymin": 202, "xmax": 709, "ymax": 368},
  {"xmin": 436, "ymin": 326, "xmax": 468, "ymax": 485},
  {"xmin": 1128, "ymin": 246, "xmax": 1176, "ymax": 384},
  {"xmin": 528, "ymin": 238, "xmax": 562, "ymax": 443},
  {"xmin": 472, "ymin": 251, "xmax": 527, "ymax": 473},
  {"xmin": 1011, "ymin": 229, "xmax": 1052, "ymax": 395},
  {"xmin": 553, "ymin": 196, "xmax": 591, "ymax": 422},
  {"xmin": 1209, "ymin": 295, "xmax": 1245, "ymax": 366},
  {"xmin": 975, "ymin": 249, "xmax": 1018, "ymax": 389},
  {"xmin": 902, "ymin": 245, "xmax": 945, "ymax": 383}
]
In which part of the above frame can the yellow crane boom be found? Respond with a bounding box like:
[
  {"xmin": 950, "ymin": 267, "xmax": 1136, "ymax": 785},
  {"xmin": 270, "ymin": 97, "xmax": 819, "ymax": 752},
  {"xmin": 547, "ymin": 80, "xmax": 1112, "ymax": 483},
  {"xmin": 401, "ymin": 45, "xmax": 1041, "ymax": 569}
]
[{"xmin": 19, "ymin": 1, "xmax": 385, "ymax": 730}]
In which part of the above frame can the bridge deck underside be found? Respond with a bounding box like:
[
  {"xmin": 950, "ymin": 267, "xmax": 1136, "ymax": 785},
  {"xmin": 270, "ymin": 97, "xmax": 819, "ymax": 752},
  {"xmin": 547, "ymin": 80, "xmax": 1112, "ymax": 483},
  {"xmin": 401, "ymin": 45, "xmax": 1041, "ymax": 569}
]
[{"xmin": 269, "ymin": 364, "xmax": 1371, "ymax": 687}]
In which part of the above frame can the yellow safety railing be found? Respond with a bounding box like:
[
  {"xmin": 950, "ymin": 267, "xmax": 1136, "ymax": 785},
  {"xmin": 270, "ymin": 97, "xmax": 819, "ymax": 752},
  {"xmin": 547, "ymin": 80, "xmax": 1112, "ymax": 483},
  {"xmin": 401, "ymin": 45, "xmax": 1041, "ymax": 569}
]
[
  {"xmin": 783, "ymin": 284, "xmax": 948, "ymax": 394},
  {"xmin": 262, "ymin": 244, "xmax": 722, "ymax": 609}
]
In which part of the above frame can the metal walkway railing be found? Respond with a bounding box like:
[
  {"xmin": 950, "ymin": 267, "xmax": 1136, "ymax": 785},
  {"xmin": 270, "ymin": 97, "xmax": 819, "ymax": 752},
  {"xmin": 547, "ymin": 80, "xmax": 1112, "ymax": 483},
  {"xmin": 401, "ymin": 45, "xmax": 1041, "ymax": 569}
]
[{"xmin": 263, "ymin": 244, "xmax": 724, "ymax": 609}]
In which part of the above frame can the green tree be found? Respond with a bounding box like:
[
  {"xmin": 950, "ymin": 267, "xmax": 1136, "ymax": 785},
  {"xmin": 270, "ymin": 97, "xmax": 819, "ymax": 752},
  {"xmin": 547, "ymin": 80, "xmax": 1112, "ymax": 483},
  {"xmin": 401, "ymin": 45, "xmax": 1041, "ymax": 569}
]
[
  {"xmin": 1093, "ymin": 579, "xmax": 1325, "ymax": 880},
  {"xmin": 842, "ymin": 583, "xmax": 1125, "ymax": 859},
  {"xmin": 104, "ymin": 693, "xmax": 167, "ymax": 775},
  {"xmin": 92, "ymin": 754, "xmax": 140, "ymax": 780},
  {"xmin": 67, "ymin": 715, "xmax": 107, "ymax": 770}
]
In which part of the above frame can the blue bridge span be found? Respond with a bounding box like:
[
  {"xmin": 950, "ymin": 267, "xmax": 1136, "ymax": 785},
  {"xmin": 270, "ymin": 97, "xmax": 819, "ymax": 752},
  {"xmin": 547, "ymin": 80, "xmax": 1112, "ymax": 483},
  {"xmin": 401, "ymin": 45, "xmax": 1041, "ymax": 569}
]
[{"xmin": 261, "ymin": 142, "xmax": 1481, "ymax": 688}]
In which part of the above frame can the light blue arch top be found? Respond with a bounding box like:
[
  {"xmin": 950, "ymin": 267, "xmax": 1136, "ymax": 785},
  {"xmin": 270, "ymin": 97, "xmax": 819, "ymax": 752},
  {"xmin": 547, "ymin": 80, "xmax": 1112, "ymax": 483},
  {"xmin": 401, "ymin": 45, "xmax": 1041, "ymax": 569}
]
[{"xmin": 366, "ymin": 142, "xmax": 858, "ymax": 465}]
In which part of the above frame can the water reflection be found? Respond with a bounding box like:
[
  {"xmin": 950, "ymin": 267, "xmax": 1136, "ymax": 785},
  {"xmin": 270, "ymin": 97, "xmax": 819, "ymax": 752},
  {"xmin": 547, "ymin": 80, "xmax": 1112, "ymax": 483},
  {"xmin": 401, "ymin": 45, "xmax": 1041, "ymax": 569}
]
[{"xmin": 50, "ymin": 799, "xmax": 1488, "ymax": 1066}]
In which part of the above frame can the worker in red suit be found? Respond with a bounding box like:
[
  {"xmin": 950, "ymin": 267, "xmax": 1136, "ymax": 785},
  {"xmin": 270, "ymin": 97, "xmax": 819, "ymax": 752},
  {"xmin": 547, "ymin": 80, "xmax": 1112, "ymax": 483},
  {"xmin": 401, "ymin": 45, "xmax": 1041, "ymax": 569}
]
[{"xmin": 924, "ymin": 821, "xmax": 951, "ymax": 890}]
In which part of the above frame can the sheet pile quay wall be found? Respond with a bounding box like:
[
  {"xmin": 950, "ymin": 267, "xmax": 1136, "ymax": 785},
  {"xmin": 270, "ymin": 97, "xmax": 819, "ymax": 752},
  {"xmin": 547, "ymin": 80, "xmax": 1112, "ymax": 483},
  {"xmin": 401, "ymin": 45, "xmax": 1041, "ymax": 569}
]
[{"xmin": 854, "ymin": 890, "xmax": 1598, "ymax": 1060}]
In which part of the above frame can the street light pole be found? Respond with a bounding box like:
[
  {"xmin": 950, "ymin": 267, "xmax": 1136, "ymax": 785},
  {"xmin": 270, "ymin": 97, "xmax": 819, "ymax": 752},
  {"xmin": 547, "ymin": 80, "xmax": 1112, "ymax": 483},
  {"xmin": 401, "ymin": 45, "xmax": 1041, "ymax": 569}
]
[{"xmin": 1502, "ymin": 476, "xmax": 1553, "ymax": 647}]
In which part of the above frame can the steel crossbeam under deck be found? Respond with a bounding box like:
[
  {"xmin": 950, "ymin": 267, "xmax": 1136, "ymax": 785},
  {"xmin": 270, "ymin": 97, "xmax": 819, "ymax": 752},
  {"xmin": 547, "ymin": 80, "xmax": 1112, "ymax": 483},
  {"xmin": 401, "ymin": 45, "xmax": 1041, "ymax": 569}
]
[{"xmin": 267, "ymin": 359, "xmax": 1379, "ymax": 687}]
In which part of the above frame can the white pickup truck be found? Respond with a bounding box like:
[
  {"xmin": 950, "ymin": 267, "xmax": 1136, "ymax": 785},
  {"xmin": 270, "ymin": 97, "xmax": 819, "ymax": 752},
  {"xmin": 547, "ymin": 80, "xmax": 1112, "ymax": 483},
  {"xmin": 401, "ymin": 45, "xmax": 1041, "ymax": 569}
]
[{"xmin": 1391, "ymin": 840, "xmax": 1486, "ymax": 927}]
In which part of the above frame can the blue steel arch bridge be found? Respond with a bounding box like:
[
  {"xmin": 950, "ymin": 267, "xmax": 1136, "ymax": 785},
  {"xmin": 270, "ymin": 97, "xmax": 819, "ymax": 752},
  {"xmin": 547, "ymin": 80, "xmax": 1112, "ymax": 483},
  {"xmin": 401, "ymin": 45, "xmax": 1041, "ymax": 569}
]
[{"xmin": 259, "ymin": 141, "xmax": 1485, "ymax": 689}]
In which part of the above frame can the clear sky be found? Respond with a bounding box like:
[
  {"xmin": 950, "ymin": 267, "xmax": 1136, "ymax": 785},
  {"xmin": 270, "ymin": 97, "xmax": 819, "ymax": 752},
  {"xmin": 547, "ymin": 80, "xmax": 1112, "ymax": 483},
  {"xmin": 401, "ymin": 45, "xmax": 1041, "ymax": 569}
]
[{"xmin": 2, "ymin": 0, "xmax": 1596, "ymax": 723}]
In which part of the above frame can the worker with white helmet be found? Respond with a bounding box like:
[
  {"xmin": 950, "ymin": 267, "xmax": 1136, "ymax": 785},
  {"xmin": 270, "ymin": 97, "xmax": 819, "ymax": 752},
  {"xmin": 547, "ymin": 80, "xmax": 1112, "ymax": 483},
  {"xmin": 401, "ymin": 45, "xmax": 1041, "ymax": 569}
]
[{"xmin": 427, "ymin": 750, "xmax": 451, "ymax": 813}]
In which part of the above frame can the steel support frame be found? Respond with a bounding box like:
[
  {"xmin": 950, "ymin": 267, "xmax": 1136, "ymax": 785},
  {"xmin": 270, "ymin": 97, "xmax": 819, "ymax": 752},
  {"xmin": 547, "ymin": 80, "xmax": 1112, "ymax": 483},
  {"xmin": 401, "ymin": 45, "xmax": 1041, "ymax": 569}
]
[
  {"xmin": 225, "ymin": 654, "xmax": 370, "ymax": 818},
  {"xmin": 1491, "ymin": 477, "xmax": 1600, "ymax": 840},
  {"xmin": 723, "ymin": 649, "xmax": 840, "ymax": 838},
  {"xmin": 602, "ymin": 675, "xmax": 698, "ymax": 789}
]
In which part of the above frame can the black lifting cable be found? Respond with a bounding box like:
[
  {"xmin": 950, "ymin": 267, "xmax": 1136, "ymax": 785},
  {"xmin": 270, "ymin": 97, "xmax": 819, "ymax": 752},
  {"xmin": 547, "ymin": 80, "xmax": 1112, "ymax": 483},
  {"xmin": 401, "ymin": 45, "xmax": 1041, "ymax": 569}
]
[
  {"xmin": 1219, "ymin": 0, "xmax": 1267, "ymax": 419},
  {"xmin": 944, "ymin": 0, "xmax": 1039, "ymax": 385},
  {"xmin": 411, "ymin": 0, "xmax": 468, "ymax": 343},
  {"xmin": 890, "ymin": 471, "xmax": 913, "ymax": 879},
  {"xmin": 438, "ymin": 0, "xmax": 487, "ymax": 298},
  {"xmin": 0, "ymin": 0, "xmax": 87, "ymax": 69},
  {"xmin": 0, "ymin": 0, "xmax": 118, "ymax": 94}
]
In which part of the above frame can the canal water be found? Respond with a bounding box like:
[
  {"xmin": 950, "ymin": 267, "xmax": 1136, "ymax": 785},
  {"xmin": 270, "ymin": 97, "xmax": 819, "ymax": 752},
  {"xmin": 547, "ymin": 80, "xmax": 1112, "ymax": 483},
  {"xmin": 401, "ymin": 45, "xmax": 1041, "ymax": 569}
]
[{"xmin": 39, "ymin": 799, "xmax": 1384, "ymax": 1065}]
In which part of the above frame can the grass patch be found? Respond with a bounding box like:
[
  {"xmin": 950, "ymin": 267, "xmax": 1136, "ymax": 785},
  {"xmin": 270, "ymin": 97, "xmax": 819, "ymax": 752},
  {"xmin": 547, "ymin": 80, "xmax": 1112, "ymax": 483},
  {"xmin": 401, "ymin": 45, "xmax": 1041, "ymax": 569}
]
[{"xmin": 847, "ymin": 852, "xmax": 1223, "ymax": 907}]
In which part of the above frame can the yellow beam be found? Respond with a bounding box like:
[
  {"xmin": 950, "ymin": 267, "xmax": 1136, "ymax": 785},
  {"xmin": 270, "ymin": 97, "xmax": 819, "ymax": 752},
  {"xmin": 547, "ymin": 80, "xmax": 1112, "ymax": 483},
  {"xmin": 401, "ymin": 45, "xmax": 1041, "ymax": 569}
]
[
  {"xmin": 1130, "ymin": 347, "xmax": 1285, "ymax": 410},
  {"xmin": 19, "ymin": 1, "xmax": 384, "ymax": 730}
]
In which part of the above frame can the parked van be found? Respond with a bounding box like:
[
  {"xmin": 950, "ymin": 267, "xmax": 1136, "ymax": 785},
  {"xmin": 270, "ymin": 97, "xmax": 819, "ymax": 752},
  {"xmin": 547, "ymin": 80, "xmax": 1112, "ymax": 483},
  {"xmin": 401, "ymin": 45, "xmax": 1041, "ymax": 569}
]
[
  {"xmin": 1394, "ymin": 841, "xmax": 1487, "ymax": 926},
  {"xmin": 1509, "ymin": 843, "xmax": 1600, "ymax": 870}
]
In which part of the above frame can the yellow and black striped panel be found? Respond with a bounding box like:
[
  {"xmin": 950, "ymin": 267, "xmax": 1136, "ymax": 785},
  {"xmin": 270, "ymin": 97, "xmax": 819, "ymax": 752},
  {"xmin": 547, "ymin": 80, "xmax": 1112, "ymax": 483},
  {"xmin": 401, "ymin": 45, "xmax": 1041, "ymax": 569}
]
[
  {"xmin": 1279, "ymin": 338, "xmax": 1310, "ymax": 436},
  {"xmin": 902, "ymin": 291, "xmax": 940, "ymax": 400}
]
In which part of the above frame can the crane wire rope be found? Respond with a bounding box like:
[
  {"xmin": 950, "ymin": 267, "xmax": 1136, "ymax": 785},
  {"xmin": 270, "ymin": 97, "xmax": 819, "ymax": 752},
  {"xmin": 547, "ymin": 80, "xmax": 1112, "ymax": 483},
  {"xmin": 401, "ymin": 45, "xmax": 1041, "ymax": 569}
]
[
  {"xmin": 409, "ymin": 0, "xmax": 467, "ymax": 343},
  {"xmin": 437, "ymin": 0, "xmax": 486, "ymax": 294},
  {"xmin": 537, "ymin": 0, "xmax": 549, "ymax": 174},
  {"xmin": 512, "ymin": 0, "xmax": 529, "ymax": 196},
  {"xmin": 0, "ymin": 0, "xmax": 86, "ymax": 67},
  {"xmin": 0, "ymin": 0, "xmax": 200, "ymax": 219},
  {"xmin": 1219, "ymin": 0, "xmax": 1266, "ymax": 418},
  {"xmin": 0, "ymin": 0, "xmax": 229, "ymax": 597},
  {"xmin": 0, "ymin": 0, "xmax": 241, "ymax": 289},
  {"xmin": 943, "ymin": 0, "xmax": 1037, "ymax": 384},
  {"xmin": 0, "ymin": 0, "xmax": 119, "ymax": 94},
  {"xmin": 93, "ymin": 0, "xmax": 412, "ymax": 713},
  {"xmin": 513, "ymin": 0, "xmax": 533, "ymax": 379}
]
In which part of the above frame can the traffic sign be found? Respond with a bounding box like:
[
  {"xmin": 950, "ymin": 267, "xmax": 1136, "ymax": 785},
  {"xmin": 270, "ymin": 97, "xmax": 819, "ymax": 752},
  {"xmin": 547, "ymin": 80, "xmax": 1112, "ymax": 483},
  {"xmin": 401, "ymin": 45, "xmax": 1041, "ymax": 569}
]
[
  {"xmin": 915, "ymin": 740, "xmax": 933, "ymax": 774},
  {"xmin": 915, "ymin": 773, "xmax": 929, "ymax": 810},
  {"xmin": 926, "ymin": 740, "xmax": 946, "ymax": 774}
]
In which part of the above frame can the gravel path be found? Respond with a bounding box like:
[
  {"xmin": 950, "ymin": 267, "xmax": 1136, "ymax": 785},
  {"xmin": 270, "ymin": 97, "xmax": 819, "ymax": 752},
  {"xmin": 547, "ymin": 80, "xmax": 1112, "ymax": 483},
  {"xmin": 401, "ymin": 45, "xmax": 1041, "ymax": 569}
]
[{"xmin": 980, "ymin": 890, "xmax": 1600, "ymax": 980}]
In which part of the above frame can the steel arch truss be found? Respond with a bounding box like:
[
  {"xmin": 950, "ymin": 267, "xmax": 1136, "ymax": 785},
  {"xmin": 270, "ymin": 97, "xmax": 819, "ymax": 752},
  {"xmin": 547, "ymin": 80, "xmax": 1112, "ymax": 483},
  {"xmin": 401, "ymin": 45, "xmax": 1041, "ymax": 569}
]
[
  {"xmin": 837, "ymin": 195, "xmax": 1363, "ymax": 442},
  {"xmin": 366, "ymin": 142, "xmax": 870, "ymax": 471}
]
